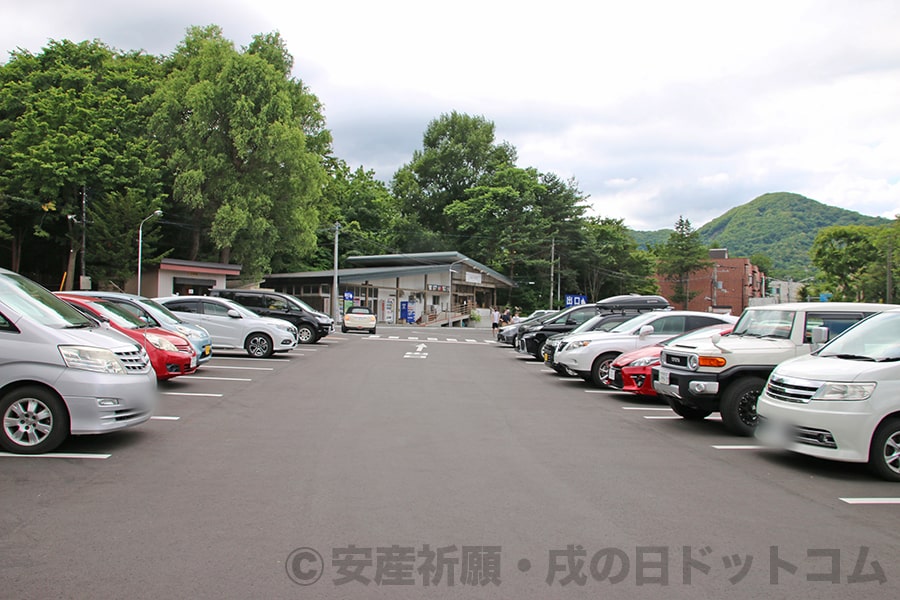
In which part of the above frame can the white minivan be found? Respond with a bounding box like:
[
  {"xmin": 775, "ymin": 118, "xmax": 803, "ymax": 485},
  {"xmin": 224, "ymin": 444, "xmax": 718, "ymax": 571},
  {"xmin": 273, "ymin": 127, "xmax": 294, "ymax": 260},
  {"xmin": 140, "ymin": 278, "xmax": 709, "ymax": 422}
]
[
  {"xmin": 757, "ymin": 308, "xmax": 900, "ymax": 480},
  {"xmin": 0, "ymin": 268, "xmax": 157, "ymax": 454}
]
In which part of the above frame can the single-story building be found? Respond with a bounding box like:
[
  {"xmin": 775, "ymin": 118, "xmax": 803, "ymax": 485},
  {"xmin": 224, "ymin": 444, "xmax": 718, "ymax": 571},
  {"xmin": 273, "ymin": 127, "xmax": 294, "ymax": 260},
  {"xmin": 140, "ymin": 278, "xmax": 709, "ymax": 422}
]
[
  {"xmin": 262, "ymin": 251, "xmax": 515, "ymax": 326},
  {"xmin": 128, "ymin": 258, "xmax": 242, "ymax": 297}
]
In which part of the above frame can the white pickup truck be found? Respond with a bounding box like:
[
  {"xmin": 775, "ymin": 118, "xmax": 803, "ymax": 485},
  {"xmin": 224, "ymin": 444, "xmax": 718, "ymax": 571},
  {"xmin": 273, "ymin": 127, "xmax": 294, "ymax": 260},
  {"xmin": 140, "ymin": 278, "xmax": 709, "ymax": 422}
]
[{"xmin": 653, "ymin": 302, "xmax": 900, "ymax": 436}]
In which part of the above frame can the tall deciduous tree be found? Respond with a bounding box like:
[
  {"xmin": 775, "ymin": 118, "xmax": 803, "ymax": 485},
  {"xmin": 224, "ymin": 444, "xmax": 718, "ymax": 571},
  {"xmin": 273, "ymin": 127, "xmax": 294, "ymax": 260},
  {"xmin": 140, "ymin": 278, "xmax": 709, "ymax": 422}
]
[
  {"xmin": 811, "ymin": 225, "xmax": 880, "ymax": 301},
  {"xmin": 0, "ymin": 40, "xmax": 163, "ymax": 283},
  {"xmin": 656, "ymin": 216, "xmax": 711, "ymax": 309},
  {"xmin": 151, "ymin": 26, "xmax": 329, "ymax": 279}
]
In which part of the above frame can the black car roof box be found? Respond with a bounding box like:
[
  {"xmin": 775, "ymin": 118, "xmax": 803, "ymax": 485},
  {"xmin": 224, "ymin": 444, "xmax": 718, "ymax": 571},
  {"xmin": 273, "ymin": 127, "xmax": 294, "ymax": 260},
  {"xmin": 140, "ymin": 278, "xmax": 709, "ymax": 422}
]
[{"xmin": 595, "ymin": 294, "xmax": 670, "ymax": 312}]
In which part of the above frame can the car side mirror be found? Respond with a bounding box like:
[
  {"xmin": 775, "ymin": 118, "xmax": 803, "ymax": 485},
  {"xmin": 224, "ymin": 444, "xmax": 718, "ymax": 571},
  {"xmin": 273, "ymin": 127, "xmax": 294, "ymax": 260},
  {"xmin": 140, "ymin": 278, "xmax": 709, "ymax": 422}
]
[
  {"xmin": 811, "ymin": 326, "xmax": 829, "ymax": 345},
  {"xmin": 227, "ymin": 309, "xmax": 242, "ymax": 319},
  {"xmin": 638, "ymin": 325, "xmax": 655, "ymax": 338}
]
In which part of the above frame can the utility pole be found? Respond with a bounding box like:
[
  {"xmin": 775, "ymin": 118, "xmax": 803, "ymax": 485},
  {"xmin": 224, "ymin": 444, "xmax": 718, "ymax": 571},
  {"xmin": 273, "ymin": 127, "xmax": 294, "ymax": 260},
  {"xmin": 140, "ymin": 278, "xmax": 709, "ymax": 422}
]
[
  {"xmin": 80, "ymin": 185, "xmax": 87, "ymax": 289},
  {"xmin": 549, "ymin": 237, "xmax": 555, "ymax": 309},
  {"xmin": 332, "ymin": 222, "xmax": 341, "ymax": 322}
]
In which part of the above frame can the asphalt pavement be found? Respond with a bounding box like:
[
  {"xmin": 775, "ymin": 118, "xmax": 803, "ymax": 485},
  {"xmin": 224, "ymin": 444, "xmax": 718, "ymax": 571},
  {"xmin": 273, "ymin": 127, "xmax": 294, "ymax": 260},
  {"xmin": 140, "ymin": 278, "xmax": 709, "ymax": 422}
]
[{"xmin": 1, "ymin": 325, "xmax": 899, "ymax": 599}]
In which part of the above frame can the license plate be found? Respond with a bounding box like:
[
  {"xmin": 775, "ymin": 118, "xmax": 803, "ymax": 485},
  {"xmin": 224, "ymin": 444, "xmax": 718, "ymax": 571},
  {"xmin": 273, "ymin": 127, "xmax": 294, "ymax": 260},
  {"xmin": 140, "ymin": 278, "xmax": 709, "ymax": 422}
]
[
  {"xmin": 608, "ymin": 367, "xmax": 617, "ymax": 381},
  {"xmin": 543, "ymin": 353, "xmax": 549, "ymax": 362},
  {"xmin": 658, "ymin": 368, "xmax": 670, "ymax": 385},
  {"xmin": 190, "ymin": 354, "xmax": 198, "ymax": 368},
  {"xmin": 203, "ymin": 345, "xmax": 211, "ymax": 356}
]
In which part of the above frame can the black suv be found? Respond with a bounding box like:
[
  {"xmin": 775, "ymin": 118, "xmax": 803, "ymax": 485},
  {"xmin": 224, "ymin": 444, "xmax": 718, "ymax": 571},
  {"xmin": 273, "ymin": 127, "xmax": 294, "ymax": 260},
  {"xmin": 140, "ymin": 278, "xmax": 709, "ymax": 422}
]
[
  {"xmin": 516, "ymin": 294, "xmax": 670, "ymax": 360},
  {"xmin": 209, "ymin": 289, "xmax": 333, "ymax": 344}
]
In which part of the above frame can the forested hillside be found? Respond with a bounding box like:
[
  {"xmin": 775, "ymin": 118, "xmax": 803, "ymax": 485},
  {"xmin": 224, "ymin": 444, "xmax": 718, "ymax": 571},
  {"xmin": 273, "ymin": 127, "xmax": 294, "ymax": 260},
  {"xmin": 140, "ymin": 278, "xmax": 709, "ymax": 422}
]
[{"xmin": 631, "ymin": 192, "xmax": 891, "ymax": 279}]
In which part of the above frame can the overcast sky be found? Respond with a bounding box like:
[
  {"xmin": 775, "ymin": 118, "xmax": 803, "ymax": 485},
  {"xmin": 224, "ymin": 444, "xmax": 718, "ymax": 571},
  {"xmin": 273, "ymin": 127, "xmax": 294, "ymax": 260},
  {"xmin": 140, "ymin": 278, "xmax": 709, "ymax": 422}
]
[{"xmin": 3, "ymin": 0, "xmax": 900, "ymax": 230}]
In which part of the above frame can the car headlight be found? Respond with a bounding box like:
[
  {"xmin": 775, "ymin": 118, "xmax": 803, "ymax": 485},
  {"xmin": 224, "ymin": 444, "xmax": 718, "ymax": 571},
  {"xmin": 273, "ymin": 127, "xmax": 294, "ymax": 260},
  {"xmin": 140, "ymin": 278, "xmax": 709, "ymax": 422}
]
[
  {"xmin": 568, "ymin": 340, "xmax": 592, "ymax": 349},
  {"xmin": 145, "ymin": 332, "xmax": 178, "ymax": 352},
  {"xmin": 59, "ymin": 345, "xmax": 126, "ymax": 374},
  {"xmin": 812, "ymin": 382, "xmax": 876, "ymax": 401},
  {"xmin": 316, "ymin": 316, "xmax": 331, "ymax": 324},
  {"xmin": 630, "ymin": 356, "xmax": 660, "ymax": 367}
]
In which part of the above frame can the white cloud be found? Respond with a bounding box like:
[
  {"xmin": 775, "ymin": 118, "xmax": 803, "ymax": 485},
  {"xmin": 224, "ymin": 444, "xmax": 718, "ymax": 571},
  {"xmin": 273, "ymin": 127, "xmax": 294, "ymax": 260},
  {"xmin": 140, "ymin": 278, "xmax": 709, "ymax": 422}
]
[{"xmin": 3, "ymin": 0, "xmax": 900, "ymax": 231}]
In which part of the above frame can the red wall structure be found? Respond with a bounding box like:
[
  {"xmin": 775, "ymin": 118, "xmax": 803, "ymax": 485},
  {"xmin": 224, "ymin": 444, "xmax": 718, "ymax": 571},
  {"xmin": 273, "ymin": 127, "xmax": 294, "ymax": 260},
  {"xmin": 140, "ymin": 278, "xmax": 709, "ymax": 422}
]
[{"xmin": 656, "ymin": 250, "xmax": 765, "ymax": 316}]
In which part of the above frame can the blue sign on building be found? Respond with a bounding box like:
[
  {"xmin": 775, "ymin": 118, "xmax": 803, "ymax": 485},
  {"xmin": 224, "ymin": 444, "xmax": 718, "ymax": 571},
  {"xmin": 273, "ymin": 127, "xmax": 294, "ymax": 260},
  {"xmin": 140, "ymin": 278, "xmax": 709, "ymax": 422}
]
[
  {"xmin": 344, "ymin": 291, "xmax": 354, "ymax": 301},
  {"xmin": 566, "ymin": 294, "xmax": 588, "ymax": 307}
]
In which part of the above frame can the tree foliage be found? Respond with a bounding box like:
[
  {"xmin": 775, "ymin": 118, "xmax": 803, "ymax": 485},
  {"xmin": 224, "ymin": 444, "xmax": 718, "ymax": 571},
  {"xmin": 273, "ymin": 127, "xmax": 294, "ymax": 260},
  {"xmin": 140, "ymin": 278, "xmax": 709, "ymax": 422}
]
[
  {"xmin": 150, "ymin": 26, "xmax": 330, "ymax": 280},
  {"xmin": 655, "ymin": 216, "xmax": 711, "ymax": 309}
]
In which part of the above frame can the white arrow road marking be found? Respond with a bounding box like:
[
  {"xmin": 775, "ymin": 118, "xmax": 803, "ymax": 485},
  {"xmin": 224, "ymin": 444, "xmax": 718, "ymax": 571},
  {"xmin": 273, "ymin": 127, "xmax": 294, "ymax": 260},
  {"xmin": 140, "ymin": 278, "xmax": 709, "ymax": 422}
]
[{"xmin": 416, "ymin": 343, "xmax": 427, "ymax": 352}]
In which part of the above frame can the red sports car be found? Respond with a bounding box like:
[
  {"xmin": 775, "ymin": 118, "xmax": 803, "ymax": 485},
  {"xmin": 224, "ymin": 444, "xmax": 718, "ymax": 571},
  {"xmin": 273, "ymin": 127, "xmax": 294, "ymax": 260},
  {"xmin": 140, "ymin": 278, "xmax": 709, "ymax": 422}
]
[
  {"xmin": 57, "ymin": 293, "xmax": 198, "ymax": 380},
  {"xmin": 604, "ymin": 324, "xmax": 733, "ymax": 396}
]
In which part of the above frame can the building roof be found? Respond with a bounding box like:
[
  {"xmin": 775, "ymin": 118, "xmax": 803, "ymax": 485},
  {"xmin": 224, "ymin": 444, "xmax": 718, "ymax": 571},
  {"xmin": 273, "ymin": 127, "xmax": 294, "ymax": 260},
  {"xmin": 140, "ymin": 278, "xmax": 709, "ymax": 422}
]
[{"xmin": 265, "ymin": 252, "xmax": 515, "ymax": 288}]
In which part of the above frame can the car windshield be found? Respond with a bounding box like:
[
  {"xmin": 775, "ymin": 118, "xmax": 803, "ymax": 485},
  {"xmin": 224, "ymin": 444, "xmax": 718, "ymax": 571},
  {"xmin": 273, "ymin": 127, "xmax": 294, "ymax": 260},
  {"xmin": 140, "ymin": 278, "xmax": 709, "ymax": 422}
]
[
  {"xmin": 570, "ymin": 314, "xmax": 610, "ymax": 334},
  {"xmin": 0, "ymin": 274, "xmax": 94, "ymax": 328},
  {"xmin": 817, "ymin": 311, "xmax": 900, "ymax": 361},
  {"xmin": 731, "ymin": 309, "xmax": 795, "ymax": 339},
  {"xmin": 85, "ymin": 300, "xmax": 149, "ymax": 330},
  {"xmin": 219, "ymin": 297, "xmax": 259, "ymax": 318},
  {"xmin": 138, "ymin": 297, "xmax": 190, "ymax": 326},
  {"xmin": 285, "ymin": 294, "xmax": 317, "ymax": 313},
  {"xmin": 347, "ymin": 306, "xmax": 372, "ymax": 315},
  {"xmin": 608, "ymin": 311, "xmax": 660, "ymax": 333}
]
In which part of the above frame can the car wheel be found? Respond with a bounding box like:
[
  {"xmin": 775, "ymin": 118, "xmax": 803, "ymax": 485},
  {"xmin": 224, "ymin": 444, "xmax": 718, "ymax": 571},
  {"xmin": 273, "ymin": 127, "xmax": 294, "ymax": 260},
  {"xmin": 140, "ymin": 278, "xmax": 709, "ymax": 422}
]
[
  {"xmin": 668, "ymin": 397, "xmax": 713, "ymax": 421},
  {"xmin": 869, "ymin": 418, "xmax": 900, "ymax": 481},
  {"xmin": 245, "ymin": 333, "xmax": 274, "ymax": 358},
  {"xmin": 370, "ymin": 327, "xmax": 376, "ymax": 334},
  {"xmin": 341, "ymin": 325, "xmax": 348, "ymax": 333},
  {"xmin": 720, "ymin": 377, "xmax": 765, "ymax": 436},
  {"xmin": 0, "ymin": 386, "xmax": 69, "ymax": 454},
  {"xmin": 297, "ymin": 325, "xmax": 316, "ymax": 344},
  {"xmin": 590, "ymin": 352, "xmax": 621, "ymax": 387}
]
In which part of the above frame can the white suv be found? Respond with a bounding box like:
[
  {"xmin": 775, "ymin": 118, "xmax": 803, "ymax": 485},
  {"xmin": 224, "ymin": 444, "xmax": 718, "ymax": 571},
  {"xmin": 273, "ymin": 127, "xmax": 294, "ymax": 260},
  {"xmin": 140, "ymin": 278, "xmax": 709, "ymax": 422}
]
[{"xmin": 156, "ymin": 296, "xmax": 297, "ymax": 358}]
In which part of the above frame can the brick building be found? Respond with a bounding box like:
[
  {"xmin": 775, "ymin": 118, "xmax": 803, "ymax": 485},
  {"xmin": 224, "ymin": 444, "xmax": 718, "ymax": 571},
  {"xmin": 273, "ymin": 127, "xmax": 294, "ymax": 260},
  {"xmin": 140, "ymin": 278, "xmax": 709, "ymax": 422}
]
[{"xmin": 657, "ymin": 249, "xmax": 765, "ymax": 316}]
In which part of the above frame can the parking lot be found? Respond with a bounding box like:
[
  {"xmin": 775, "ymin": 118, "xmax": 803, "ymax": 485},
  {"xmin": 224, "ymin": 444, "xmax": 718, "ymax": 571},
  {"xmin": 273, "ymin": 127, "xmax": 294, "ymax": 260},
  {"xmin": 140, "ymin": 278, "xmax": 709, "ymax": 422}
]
[{"xmin": 2, "ymin": 327, "xmax": 900, "ymax": 599}]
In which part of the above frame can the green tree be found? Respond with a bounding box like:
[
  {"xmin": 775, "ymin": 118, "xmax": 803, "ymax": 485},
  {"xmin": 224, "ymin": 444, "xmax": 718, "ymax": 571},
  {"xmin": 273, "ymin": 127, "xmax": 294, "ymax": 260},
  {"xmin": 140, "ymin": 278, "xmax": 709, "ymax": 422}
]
[
  {"xmin": 392, "ymin": 111, "xmax": 516, "ymax": 241},
  {"xmin": 656, "ymin": 216, "xmax": 711, "ymax": 309},
  {"xmin": 150, "ymin": 26, "xmax": 330, "ymax": 279},
  {"xmin": 811, "ymin": 225, "xmax": 879, "ymax": 301},
  {"xmin": 0, "ymin": 40, "xmax": 164, "ymax": 282},
  {"xmin": 572, "ymin": 217, "xmax": 658, "ymax": 300}
]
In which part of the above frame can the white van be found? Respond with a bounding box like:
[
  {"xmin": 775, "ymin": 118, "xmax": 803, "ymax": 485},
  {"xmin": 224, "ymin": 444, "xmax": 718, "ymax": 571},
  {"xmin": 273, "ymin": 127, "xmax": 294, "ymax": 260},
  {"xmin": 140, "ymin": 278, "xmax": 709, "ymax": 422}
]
[
  {"xmin": 757, "ymin": 308, "xmax": 900, "ymax": 480},
  {"xmin": 0, "ymin": 269, "xmax": 157, "ymax": 454}
]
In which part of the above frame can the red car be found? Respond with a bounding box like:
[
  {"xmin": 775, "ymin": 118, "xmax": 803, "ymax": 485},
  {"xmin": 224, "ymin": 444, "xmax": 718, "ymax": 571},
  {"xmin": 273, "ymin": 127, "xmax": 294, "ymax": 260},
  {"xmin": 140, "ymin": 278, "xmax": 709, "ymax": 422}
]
[
  {"xmin": 604, "ymin": 324, "xmax": 734, "ymax": 396},
  {"xmin": 56, "ymin": 293, "xmax": 198, "ymax": 380}
]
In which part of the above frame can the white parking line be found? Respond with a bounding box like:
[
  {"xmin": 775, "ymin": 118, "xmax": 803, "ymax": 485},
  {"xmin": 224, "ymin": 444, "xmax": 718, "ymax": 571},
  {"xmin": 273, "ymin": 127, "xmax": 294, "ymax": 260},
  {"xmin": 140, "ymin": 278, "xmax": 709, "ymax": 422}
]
[
  {"xmin": 645, "ymin": 414, "xmax": 722, "ymax": 420},
  {"xmin": 208, "ymin": 356, "xmax": 291, "ymax": 362},
  {"xmin": 150, "ymin": 416, "xmax": 181, "ymax": 421},
  {"xmin": 0, "ymin": 452, "xmax": 111, "ymax": 459},
  {"xmin": 162, "ymin": 392, "xmax": 224, "ymax": 397},
  {"xmin": 622, "ymin": 407, "xmax": 672, "ymax": 411},
  {"xmin": 711, "ymin": 445, "xmax": 765, "ymax": 450},
  {"xmin": 840, "ymin": 498, "xmax": 900, "ymax": 505},
  {"xmin": 187, "ymin": 376, "xmax": 252, "ymax": 382},
  {"xmin": 200, "ymin": 365, "xmax": 274, "ymax": 371}
]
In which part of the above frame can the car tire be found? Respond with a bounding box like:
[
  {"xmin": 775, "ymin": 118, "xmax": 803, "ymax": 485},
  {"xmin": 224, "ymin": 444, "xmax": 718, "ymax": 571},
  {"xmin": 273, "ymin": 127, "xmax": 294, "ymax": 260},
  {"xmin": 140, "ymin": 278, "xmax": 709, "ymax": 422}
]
[
  {"xmin": 720, "ymin": 377, "xmax": 765, "ymax": 436},
  {"xmin": 668, "ymin": 397, "xmax": 713, "ymax": 421},
  {"xmin": 341, "ymin": 325, "xmax": 348, "ymax": 333},
  {"xmin": 590, "ymin": 352, "xmax": 621, "ymax": 387},
  {"xmin": 370, "ymin": 327, "xmax": 376, "ymax": 334},
  {"xmin": 869, "ymin": 418, "xmax": 900, "ymax": 481},
  {"xmin": 297, "ymin": 325, "xmax": 316, "ymax": 344},
  {"xmin": 0, "ymin": 386, "xmax": 69, "ymax": 454},
  {"xmin": 245, "ymin": 333, "xmax": 274, "ymax": 358}
]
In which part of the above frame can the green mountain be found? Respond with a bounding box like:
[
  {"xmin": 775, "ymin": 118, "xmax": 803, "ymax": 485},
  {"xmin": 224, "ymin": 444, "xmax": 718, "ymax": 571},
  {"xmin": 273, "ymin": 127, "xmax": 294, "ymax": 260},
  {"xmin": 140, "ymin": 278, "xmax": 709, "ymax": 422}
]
[{"xmin": 631, "ymin": 192, "xmax": 891, "ymax": 279}]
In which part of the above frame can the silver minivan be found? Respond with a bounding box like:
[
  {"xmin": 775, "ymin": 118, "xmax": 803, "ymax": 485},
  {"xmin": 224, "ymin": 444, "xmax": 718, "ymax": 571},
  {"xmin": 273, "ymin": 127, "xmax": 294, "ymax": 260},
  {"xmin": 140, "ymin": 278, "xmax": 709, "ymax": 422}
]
[{"xmin": 0, "ymin": 269, "xmax": 157, "ymax": 454}]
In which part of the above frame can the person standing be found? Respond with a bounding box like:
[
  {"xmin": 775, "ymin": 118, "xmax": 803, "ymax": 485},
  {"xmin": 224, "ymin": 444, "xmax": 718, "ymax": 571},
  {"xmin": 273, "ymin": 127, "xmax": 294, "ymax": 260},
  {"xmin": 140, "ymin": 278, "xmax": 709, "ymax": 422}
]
[{"xmin": 491, "ymin": 306, "xmax": 500, "ymax": 332}]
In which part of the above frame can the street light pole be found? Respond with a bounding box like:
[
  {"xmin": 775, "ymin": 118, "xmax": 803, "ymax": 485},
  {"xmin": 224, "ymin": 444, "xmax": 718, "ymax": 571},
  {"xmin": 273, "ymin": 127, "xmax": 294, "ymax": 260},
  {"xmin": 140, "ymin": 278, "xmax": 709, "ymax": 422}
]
[{"xmin": 137, "ymin": 210, "xmax": 162, "ymax": 297}]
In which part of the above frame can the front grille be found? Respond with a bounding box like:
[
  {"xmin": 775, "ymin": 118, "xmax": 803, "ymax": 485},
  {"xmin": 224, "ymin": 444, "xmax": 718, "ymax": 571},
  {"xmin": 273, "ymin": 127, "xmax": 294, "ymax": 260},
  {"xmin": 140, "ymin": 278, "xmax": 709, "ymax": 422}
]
[
  {"xmin": 114, "ymin": 348, "xmax": 150, "ymax": 373},
  {"xmin": 662, "ymin": 352, "xmax": 689, "ymax": 368},
  {"xmin": 766, "ymin": 376, "xmax": 820, "ymax": 403}
]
